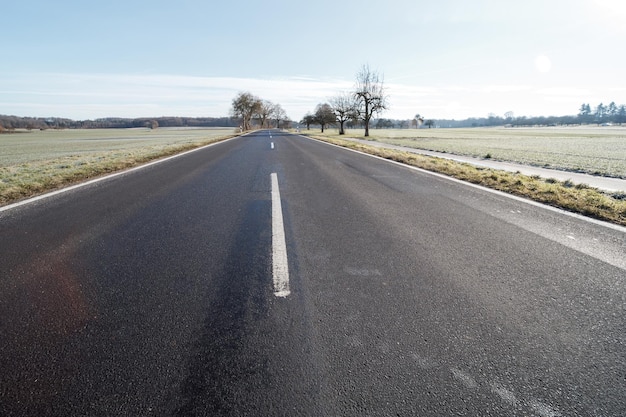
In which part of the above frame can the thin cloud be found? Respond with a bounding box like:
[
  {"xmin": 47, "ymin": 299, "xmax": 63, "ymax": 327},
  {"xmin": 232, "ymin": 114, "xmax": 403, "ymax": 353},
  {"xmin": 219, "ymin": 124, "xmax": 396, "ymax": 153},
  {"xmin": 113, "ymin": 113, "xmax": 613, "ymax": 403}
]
[
  {"xmin": 0, "ymin": 71, "xmax": 610, "ymax": 121},
  {"xmin": 0, "ymin": 72, "xmax": 354, "ymax": 120}
]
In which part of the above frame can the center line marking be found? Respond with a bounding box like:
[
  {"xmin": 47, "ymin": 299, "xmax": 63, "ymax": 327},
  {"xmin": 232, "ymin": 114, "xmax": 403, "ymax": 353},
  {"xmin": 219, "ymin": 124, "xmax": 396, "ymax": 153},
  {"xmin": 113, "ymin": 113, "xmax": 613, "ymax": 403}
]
[
  {"xmin": 271, "ymin": 173, "xmax": 290, "ymax": 297},
  {"xmin": 271, "ymin": 142, "xmax": 274, "ymax": 149}
]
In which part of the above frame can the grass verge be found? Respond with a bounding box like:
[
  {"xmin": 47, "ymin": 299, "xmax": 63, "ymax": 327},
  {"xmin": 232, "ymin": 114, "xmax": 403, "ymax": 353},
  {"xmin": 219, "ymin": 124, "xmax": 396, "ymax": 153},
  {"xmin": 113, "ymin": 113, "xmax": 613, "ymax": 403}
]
[
  {"xmin": 304, "ymin": 134, "xmax": 626, "ymax": 227},
  {"xmin": 0, "ymin": 133, "xmax": 238, "ymax": 207}
]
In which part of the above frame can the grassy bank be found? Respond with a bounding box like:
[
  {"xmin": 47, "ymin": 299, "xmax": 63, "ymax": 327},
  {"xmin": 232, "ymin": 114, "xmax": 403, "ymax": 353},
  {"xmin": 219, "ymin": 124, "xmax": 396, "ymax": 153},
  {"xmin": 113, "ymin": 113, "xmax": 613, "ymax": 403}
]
[
  {"xmin": 302, "ymin": 133, "xmax": 626, "ymax": 227},
  {"xmin": 0, "ymin": 128, "xmax": 238, "ymax": 206}
]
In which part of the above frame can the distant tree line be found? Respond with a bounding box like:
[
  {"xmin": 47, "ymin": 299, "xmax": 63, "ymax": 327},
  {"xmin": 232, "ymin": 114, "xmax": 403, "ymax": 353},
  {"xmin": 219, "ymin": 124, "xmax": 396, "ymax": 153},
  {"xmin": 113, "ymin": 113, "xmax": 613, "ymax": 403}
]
[
  {"xmin": 3, "ymin": 97, "xmax": 624, "ymax": 135},
  {"xmin": 0, "ymin": 115, "xmax": 239, "ymax": 132},
  {"xmin": 433, "ymin": 102, "xmax": 626, "ymax": 128},
  {"xmin": 577, "ymin": 102, "xmax": 626, "ymax": 125},
  {"xmin": 301, "ymin": 100, "xmax": 626, "ymax": 131}
]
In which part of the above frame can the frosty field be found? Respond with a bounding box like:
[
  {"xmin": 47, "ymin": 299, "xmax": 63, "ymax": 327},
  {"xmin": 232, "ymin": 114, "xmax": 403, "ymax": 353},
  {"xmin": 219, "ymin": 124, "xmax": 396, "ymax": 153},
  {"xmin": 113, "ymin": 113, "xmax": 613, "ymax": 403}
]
[
  {"xmin": 0, "ymin": 127, "xmax": 237, "ymax": 205},
  {"xmin": 0, "ymin": 127, "xmax": 235, "ymax": 166},
  {"xmin": 331, "ymin": 126, "xmax": 626, "ymax": 179}
]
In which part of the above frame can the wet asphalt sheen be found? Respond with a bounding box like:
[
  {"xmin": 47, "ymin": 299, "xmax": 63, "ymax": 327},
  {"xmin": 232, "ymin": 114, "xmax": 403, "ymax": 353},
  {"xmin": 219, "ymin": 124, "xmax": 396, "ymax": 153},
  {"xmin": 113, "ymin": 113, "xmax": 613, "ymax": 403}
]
[{"xmin": 1, "ymin": 131, "xmax": 625, "ymax": 416}]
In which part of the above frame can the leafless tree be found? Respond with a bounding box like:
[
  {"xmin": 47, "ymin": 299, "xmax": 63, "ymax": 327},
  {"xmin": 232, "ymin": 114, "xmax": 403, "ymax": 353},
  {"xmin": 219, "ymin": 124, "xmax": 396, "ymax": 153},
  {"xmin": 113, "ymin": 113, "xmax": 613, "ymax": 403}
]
[
  {"xmin": 354, "ymin": 64, "xmax": 388, "ymax": 137},
  {"xmin": 256, "ymin": 100, "xmax": 276, "ymax": 128},
  {"xmin": 272, "ymin": 103, "xmax": 288, "ymax": 129},
  {"xmin": 330, "ymin": 92, "xmax": 358, "ymax": 135},
  {"xmin": 231, "ymin": 92, "xmax": 261, "ymax": 131},
  {"xmin": 314, "ymin": 103, "xmax": 336, "ymax": 133}
]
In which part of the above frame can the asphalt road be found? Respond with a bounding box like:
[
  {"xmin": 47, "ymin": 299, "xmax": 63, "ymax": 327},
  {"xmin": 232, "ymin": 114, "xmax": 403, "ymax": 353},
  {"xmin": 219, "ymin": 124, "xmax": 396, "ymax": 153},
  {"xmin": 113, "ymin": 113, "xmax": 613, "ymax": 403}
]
[{"xmin": 1, "ymin": 130, "xmax": 625, "ymax": 416}]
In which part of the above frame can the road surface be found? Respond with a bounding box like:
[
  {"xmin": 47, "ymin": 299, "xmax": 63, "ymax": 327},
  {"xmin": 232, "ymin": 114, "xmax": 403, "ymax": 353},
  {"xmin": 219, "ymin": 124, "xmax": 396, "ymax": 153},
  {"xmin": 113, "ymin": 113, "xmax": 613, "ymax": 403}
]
[{"xmin": 1, "ymin": 130, "xmax": 625, "ymax": 416}]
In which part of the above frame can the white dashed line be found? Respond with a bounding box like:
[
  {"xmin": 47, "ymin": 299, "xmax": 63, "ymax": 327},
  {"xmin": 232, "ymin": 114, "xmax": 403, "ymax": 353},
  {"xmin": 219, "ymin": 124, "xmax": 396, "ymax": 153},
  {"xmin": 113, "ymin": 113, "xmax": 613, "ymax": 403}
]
[
  {"xmin": 271, "ymin": 142, "xmax": 274, "ymax": 150},
  {"xmin": 271, "ymin": 173, "xmax": 290, "ymax": 297}
]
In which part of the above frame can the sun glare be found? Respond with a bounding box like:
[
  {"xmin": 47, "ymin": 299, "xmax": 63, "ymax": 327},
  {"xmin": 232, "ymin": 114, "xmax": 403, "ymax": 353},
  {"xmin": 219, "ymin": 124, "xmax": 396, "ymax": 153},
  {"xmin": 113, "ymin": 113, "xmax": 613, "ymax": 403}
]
[{"xmin": 534, "ymin": 55, "xmax": 552, "ymax": 73}]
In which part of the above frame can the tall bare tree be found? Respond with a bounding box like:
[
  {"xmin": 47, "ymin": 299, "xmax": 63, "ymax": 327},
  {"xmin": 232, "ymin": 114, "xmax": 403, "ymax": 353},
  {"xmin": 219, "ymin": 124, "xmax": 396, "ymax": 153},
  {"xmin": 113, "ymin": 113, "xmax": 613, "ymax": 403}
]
[
  {"xmin": 330, "ymin": 92, "xmax": 358, "ymax": 135},
  {"xmin": 231, "ymin": 92, "xmax": 261, "ymax": 131},
  {"xmin": 354, "ymin": 64, "xmax": 388, "ymax": 137}
]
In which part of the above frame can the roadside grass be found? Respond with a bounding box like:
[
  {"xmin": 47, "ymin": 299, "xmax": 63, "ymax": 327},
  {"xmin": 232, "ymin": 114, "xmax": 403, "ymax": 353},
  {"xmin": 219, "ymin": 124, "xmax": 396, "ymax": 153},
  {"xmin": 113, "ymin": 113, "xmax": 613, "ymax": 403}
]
[
  {"xmin": 302, "ymin": 133, "xmax": 626, "ymax": 227},
  {"xmin": 308, "ymin": 127, "xmax": 626, "ymax": 179},
  {"xmin": 0, "ymin": 128, "xmax": 238, "ymax": 206}
]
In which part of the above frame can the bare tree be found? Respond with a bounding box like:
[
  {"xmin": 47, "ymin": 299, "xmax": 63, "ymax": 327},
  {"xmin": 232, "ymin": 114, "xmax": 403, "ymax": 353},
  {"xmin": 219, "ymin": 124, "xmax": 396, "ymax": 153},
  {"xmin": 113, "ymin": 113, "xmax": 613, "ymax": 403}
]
[
  {"xmin": 330, "ymin": 92, "xmax": 358, "ymax": 135},
  {"xmin": 272, "ymin": 103, "xmax": 288, "ymax": 129},
  {"xmin": 256, "ymin": 100, "xmax": 276, "ymax": 128},
  {"xmin": 231, "ymin": 92, "xmax": 261, "ymax": 131},
  {"xmin": 314, "ymin": 103, "xmax": 336, "ymax": 133},
  {"xmin": 354, "ymin": 64, "xmax": 388, "ymax": 137}
]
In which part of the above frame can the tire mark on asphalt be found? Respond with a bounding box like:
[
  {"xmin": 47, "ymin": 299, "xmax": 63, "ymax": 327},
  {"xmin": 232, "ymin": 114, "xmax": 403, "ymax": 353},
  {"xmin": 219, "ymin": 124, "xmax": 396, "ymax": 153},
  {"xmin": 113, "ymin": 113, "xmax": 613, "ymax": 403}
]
[{"xmin": 175, "ymin": 200, "xmax": 272, "ymax": 416}]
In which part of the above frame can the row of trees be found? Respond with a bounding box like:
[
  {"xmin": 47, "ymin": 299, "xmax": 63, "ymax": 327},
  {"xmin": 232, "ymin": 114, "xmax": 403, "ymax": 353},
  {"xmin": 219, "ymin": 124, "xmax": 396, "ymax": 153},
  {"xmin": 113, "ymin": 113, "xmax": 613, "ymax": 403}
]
[
  {"xmin": 302, "ymin": 104, "xmax": 626, "ymax": 132},
  {"xmin": 435, "ymin": 103, "xmax": 626, "ymax": 128},
  {"xmin": 301, "ymin": 64, "xmax": 389, "ymax": 137},
  {"xmin": 0, "ymin": 115, "xmax": 239, "ymax": 131},
  {"xmin": 578, "ymin": 102, "xmax": 626, "ymax": 125},
  {"xmin": 426, "ymin": 103, "xmax": 626, "ymax": 129},
  {"xmin": 230, "ymin": 92, "xmax": 289, "ymax": 131}
]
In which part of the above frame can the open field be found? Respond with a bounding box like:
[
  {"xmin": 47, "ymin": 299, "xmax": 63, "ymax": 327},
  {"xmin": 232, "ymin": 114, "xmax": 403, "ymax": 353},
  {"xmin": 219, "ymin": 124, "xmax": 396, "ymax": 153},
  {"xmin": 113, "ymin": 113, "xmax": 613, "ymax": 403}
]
[
  {"xmin": 309, "ymin": 126, "xmax": 626, "ymax": 179},
  {"xmin": 0, "ymin": 127, "xmax": 238, "ymax": 205}
]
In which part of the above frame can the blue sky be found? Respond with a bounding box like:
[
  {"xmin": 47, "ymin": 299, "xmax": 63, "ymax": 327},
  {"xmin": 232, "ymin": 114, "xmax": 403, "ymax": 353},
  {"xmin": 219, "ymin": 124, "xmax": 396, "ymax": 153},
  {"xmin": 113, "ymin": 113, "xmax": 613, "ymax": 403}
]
[{"xmin": 2, "ymin": 0, "xmax": 624, "ymax": 121}]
